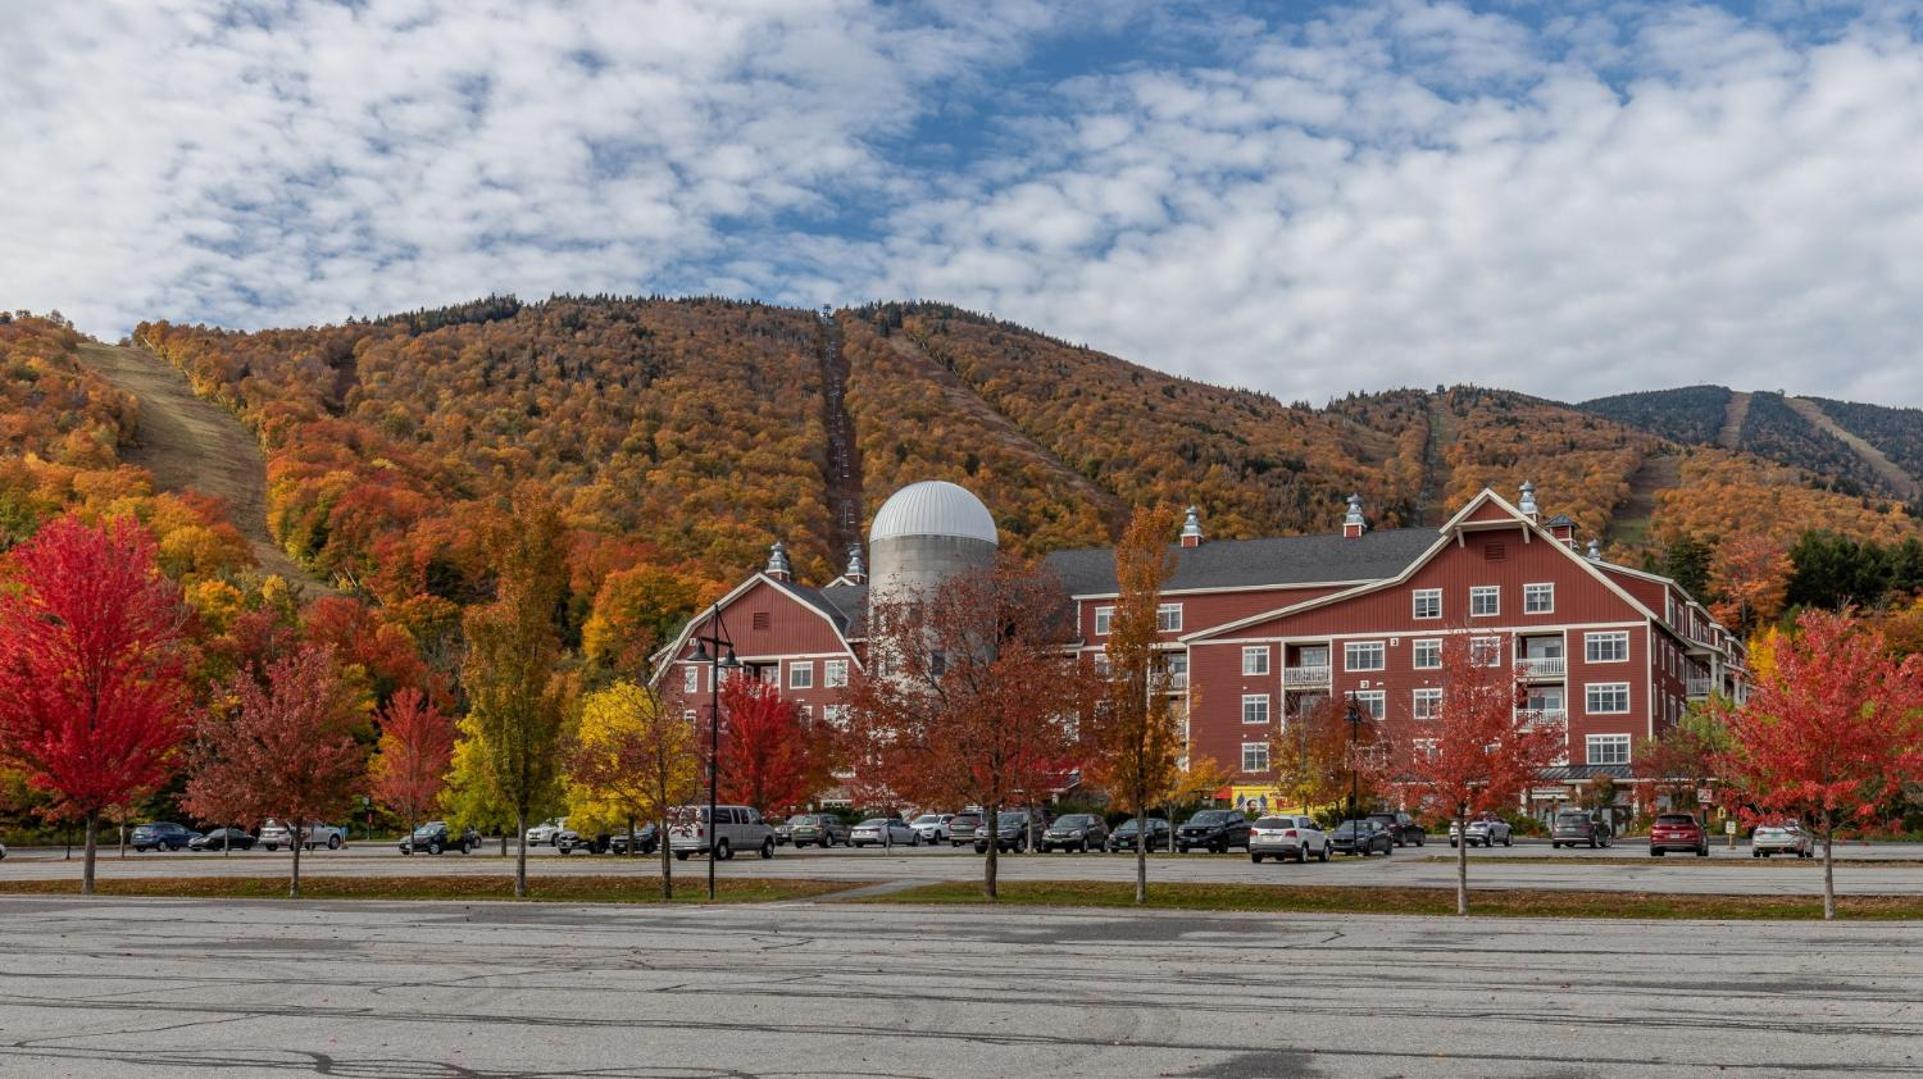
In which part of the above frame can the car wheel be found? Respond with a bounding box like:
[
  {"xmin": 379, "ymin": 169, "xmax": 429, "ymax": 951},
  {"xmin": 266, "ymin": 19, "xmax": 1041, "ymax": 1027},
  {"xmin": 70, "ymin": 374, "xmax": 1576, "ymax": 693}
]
[
  {"xmin": 716, "ymin": 839, "xmax": 733, "ymax": 861},
  {"xmin": 1651, "ymin": 848, "xmax": 1664, "ymax": 857},
  {"xmin": 1319, "ymin": 844, "xmax": 1331, "ymax": 862},
  {"xmin": 910, "ymin": 833, "xmax": 921, "ymax": 847},
  {"xmin": 1449, "ymin": 839, "xmax": 1458, "ymax": 848},
  {"xmin": 760, "ymin": 838, "xmax": 775, "ymax": 860},
  {"xmin": 1504, "ymin": 834, "xmax": 1514, "ymax": 847},
  {"xmin": 675, "ymin": 851, "xmax": 689, "ymax": 861},
  {"xmin": 1251, "ymin": 853, "xmax": 1264, "ymax": 864},
  {"xmin": 264, "ymin": 844, "xmax": 276, "ymax": 852},
  {"xmin": 1697, "ymin": 845, "xmax": 1709, "ymax": 858}
]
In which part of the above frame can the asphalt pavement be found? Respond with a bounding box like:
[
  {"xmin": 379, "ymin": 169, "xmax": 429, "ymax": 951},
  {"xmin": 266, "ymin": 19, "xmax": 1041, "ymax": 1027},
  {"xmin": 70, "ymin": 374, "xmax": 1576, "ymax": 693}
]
[
  {"xmin": 0, "ymin": 896, "xmax": 1915, "ymax": 1077},
  {"xmin": 7, "ymin": 838, "xmax": 1923, "ymax": 896}
]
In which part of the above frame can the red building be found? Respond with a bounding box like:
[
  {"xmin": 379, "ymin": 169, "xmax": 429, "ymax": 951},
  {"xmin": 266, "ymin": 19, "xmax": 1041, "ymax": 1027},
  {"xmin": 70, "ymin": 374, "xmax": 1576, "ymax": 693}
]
[{"xmin": 657, "ymin": 481, "xmax": 1747, "ymax": 815}]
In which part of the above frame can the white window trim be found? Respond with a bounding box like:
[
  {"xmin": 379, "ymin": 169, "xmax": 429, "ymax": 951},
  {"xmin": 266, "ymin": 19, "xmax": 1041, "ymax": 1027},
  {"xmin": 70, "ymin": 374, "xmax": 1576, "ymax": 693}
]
[
  {"xmin": 1351, "ymin": 689, "xmax": 1386, "ymax": 719},
  {"xmin": 1585, "ymin": 682, "xmax": 1632, "ymax": 715},
  {"xmin": 1241, "ymin": 646, "xmax": 1270, "ymax": 676},
  {"xmin": 1094, "ymin": 606, "xmax": 1114, "ymax": 636},
  {"xmin": 1241, "ymin": 694, "xmax": 1271, "ymax": 725},
  {"xmin": 1344, "ymin": 641, "xmax": 1386, "ymax": 672},
  {"xmin": 823, "ymin": 659, "xmax": 849, "ymax": 688},
  {"xmin": 683, "ymin": 665, "xmax": 700, "ymax": 694},
  {"xmin": 1585, "ymin": 734, "xmax": 1631, "ymax": 766},
  {"xmin": 1585, "ymin": 631, "xmax": 1630, "ymax": 664},
  {"xmin": 1523, "ymin": 582, "xmax": 1555, "ymax": 615},
  {"xmin": 1412, "ymin": 687, "xmax": 1443, "ymax": 720},
  {"xmin": 1412, "ymin": 638, "xmax": 1442, "ymax": 670},
  {"xmin": 1412, "ymin": 588, "xmax": 1442, "ymax": 620},
  {"xmin": 1470, "ymin": 635, "xmax": 1503, "ymax": 668},
  {"xmin": 1469, "ymin": 585, "xmax": 1500, "ymax": 618},
  {"xmin": 788, "ymin": 661, "xmax": 814, "ymax": 690},
  {"xmin": 1240, "ymin": 742, "xmax": 1270, "ymax": 772},
  {"xmin": 1157, "ymin": 603, "xmax": 1184, "ymax": 633}
]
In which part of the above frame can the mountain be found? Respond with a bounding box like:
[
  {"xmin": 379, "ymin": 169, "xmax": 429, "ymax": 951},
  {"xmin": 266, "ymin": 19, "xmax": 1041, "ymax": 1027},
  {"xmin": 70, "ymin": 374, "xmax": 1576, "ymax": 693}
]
[
  {"xmin": 1581, "ymin": 385, "xmax": 1923, "ymax": 504},
  {"xmin": 110, "ymin": 298, "xmax": 1915, "ymax": 616}
]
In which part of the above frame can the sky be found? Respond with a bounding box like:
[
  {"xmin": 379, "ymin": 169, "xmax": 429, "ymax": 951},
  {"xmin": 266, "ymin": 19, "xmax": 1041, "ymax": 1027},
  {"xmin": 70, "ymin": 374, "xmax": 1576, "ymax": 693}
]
[{"xmin": 7, "ymin": 0, "xmax": 1923, "ymax": 405}]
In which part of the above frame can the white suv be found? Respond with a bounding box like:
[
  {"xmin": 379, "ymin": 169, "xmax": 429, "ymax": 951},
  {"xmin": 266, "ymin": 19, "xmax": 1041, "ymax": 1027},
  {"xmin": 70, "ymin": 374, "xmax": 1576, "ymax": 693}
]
[
  {"xmin": 1249, "ymin": 815, "xmax": 1330, "ymax": 863},
  {"xmin": 525, "ymin": 818, "xmax": 565, "ymax": 846},
  {"xmin": 259, "ymin": 820, "xmax": 346, "ymax": 852},
  {"xmin": 910, "ymin": 813, "xmax": 953, "ymax": 844},
  {"xmin": 669, "ymin": 805, "xmax": 777, "ymax": 861}
]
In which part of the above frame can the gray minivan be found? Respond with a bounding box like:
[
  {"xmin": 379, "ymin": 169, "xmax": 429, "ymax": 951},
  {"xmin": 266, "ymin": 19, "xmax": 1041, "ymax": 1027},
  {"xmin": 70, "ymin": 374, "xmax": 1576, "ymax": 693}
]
[{"xmin": 669, "ymin": 805, "xmax": 777, "ymax": 861}]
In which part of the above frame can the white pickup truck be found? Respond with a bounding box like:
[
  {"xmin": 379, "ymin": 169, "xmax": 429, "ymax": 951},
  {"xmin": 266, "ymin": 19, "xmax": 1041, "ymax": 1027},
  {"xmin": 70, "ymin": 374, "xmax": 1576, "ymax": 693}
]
[{"xmin": 259, "ymin": 820, "xmax": 348, "ymax": 851}]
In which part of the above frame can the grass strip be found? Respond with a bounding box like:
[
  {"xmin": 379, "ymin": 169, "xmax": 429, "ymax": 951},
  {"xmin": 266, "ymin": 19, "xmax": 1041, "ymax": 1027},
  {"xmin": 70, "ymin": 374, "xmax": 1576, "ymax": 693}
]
[
  {"xmin": 0, "ymin": 875, "xmax": 853, "ymax": 904},
  {"xmin": 855, "ymin": 879, "xmax": 1923, "ymax": 920}
]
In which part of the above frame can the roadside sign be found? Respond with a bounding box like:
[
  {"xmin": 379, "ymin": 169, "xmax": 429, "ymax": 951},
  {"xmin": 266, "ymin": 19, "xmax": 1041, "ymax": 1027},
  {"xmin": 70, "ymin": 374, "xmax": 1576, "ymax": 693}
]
[{"xmin": 1696, "ymin": 787, "xmax": 1713, "ymax": 804}]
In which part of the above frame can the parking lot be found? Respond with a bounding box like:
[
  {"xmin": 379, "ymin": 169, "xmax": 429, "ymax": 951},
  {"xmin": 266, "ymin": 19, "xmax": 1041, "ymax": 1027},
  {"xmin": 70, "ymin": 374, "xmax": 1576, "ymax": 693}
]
[
  {"xmin": 8, "ymin": 837, "xmax": 1923, "ymax": 896},
  {"xmin": 0, "ymin": 894, "xmax": 1916, "ymax": 1077}
]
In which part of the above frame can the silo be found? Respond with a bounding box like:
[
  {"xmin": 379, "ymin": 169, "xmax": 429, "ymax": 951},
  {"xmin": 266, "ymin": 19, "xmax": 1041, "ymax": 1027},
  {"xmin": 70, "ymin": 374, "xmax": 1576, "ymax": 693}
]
[{"xmin": 867, "ymin": 480, "xmax": 999, "ymax": 605}]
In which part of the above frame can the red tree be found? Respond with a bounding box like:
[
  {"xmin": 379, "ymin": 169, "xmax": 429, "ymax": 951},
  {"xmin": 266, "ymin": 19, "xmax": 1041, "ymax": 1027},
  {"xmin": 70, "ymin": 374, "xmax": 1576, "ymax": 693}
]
[
  {"xmin": 1395, "ymin": 635, "xmax": 1564, "ymax": 915},
  {"xmin": 368, "ymin": 687, "xmax": 454, "ymax": 840},
  {"xmin": 715, "ymin": 676, "xmax": 815, "ymax": 818},
  {"xmin": 844, "ymin": 560, "xmax": 1099, "ymax": 898},
  {"xmin": 183, "ymin": 646, "xmax": 368, "ymax": 897},
  {"xmin": 1711, "ymin": 609, "xmax": 1923, "ymax": 919},
  {"xmin": 0, "ymin": 516, "xmax": 189, "ymax": 894}
]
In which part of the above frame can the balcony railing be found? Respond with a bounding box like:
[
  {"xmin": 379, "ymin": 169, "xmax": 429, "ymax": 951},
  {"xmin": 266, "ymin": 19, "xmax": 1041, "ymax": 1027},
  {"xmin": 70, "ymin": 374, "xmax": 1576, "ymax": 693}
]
[
  {"xmin": 1686, "ymin": 677, "xmax": 1711, "ymax": 699},
  {"xmin": 1530, "ymin": 708, "xmax": 1568, "ymax": 726},
  {"xmin": 1519, "ymin": 656, "xmax": 1566, "ymax": 679},
  {"xmin": 1164, "ymin": 672, "xmax": 1189, "ymax": 692},
  {"xmin": 1282, "ymin": 665, "xmax": 1331, "ymax": 688}
]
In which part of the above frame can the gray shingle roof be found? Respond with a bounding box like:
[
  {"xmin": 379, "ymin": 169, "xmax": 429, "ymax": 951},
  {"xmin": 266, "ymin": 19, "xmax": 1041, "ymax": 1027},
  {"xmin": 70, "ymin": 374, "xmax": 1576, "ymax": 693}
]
[{"xmin": 1042, "ymin": 527, "xmax": 1439, "ymax": 597}]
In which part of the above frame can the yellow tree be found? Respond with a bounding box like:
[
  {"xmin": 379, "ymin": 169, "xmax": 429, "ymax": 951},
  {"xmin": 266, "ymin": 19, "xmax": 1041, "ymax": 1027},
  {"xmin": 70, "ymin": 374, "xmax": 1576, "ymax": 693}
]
[
  {"xmin": 564, "ymin": 680, "xmax": 700, "ymax": 898},
  {"xmin": 1084, "ymin": 505, "xmax": 1182, "ymax": 904},
  {"xmin": 1269, "ymin": 696, "xmax": 1352, "ymax": 814}
]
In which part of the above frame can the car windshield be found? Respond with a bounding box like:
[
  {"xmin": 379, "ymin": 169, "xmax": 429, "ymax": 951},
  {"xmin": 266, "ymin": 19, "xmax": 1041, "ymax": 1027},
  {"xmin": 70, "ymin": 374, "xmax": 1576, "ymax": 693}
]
[
  {"xmin": 1254, "ymin": 817, "xmax": 1290, "ymax": 828},
  {"xmin": 913, "ymin": 815, "xmax": 941, "ymax": 825},
  {"xmin": 1056, "ymin": 815, "xmax": 1093, "ymax": 827},
  {"xmin": 412, "ymin": 824, "xmax": 440, "ymax": 837},
  {"xmin": 998, "ymin": 812, "xmax": 1027, "ymax": 825},
  {"xmin": 857, "ymin": 818, "xmax": 890, "ymax": 827},
  {"xmin": 1189, "ymin": 811, "xmax": 1228, "ymax": 825},
  {"xmin": 1557, "ymin": 813, "xmax": 1590, "ymax": 823},
  {"xmin": 1656, "ymin": 814, "xmax": 1697, "ymax": 825},
  {"xmin": 1335, "ymin": 820, "xmax": 1368, "ymax": 834},
  {"xmin": 952, "ymin": 814, "xmax": 980, "ymax": 824}
]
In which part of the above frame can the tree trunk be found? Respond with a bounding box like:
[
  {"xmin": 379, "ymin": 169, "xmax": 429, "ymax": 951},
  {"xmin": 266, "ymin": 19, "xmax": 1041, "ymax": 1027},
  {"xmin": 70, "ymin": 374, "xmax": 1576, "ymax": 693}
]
[
  {"xmin": 119, "ymin": 821, "xmax": 126, "ymax": 859},
  {"xmin": 513, "ymin": 809, "xmax": 529, "ymax": 899},
  {"xmin": 290, "ymin": 830, "xmax": 303, "ymax": 899},
  {"xmin": 1134, "ymin": 807, "xmax": 1148, "ymax": 905},
  {"xmin": 81, "ymin": 812, "xmax": 98, "ymax": 896},
  {"xmin": 626, "ymin": 817, "xmax": 637, "ymax": 858},
  {"xmin": 983, "ymin": 800, "xmax": 1000, "ymax": 900},
  {"xmin": 499, "ymin": 832, "xmax": 507, "ymax": 856},
  {"xmin": 658, "ymin": 814, "xmax": 674, "ymax": 901},
  {"xmin": 1455, "ymin": 813, "xmax": 1469, "ymax": 916},
  {"xmin": 1823, "ymin": 822, "xmax": 1836, "ymax": 921}
]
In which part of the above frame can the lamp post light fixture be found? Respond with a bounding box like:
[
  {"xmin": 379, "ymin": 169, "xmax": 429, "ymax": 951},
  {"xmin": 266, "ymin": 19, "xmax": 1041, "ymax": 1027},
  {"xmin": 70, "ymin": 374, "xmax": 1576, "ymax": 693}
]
[{"xmin": 690, "ymin": 604, "xmax": 741, "ymax": 901}]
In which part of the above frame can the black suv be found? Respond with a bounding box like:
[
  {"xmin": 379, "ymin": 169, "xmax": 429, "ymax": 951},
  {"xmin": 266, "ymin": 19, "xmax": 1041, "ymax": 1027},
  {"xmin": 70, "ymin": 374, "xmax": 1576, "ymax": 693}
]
[
  {"xmin": 1039, "ymin": 814, "xmax": 1108, "ymax": 853},
  {"xmin": 974, "ymin": 809, "xmax": 1048, "ymax": 854},
  {"xmin": 1176, "ymin": 810, "xmax": 1251, "ymax": 853},
  {"xmin": 1551, "ymin": 810, "xmax": 1613, "ymax": 849},
  {"xmin": 399, "ymin": 821, "xmax": 480, "ymax": 855},
  {"xmin": 1368, "ymin": 811, "xmax": 1427, "ymax": 848}
]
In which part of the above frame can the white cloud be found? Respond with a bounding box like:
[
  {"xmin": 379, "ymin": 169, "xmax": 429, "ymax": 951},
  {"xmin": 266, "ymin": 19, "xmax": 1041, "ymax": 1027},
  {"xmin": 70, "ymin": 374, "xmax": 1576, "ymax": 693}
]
[{"xmin": 6, "ymin": 1, "xmax": 1923, "ymax": 406}]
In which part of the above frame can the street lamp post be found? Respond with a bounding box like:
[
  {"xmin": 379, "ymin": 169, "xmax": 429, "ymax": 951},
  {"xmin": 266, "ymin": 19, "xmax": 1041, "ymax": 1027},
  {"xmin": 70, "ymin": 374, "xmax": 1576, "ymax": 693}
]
[
  {"xmin": 1346, "ymin": 699, "xmax": 1364, "ymax": 825},
  {"xmin": 690, "ymin": 604, "xmax": 741, "ymax": 901}
]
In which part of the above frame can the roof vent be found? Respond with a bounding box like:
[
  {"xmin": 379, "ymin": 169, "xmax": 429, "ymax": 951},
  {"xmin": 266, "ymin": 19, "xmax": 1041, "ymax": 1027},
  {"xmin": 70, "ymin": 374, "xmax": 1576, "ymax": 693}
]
[
  {"xmin": 765, "ymin": 540, "xmax": 792, "ymax": 582},
  {"xmin": 1342, "ymin": 494, "xmax": 1367, "ymax": 539},
  {"xmin": 1587, "ymin": 538, "xmax": 1603, "ymax": 562},
  {"xmin": 843, "ymin": 543, "xmax": 866, "ymax": 584},
  {"xmin": 1518, "ymin": 481, "xmax": 1539, "ymax": 521},
  {"xmin": 1180, "ymin": 506, "xmax": 1204, "ymax": 548}
]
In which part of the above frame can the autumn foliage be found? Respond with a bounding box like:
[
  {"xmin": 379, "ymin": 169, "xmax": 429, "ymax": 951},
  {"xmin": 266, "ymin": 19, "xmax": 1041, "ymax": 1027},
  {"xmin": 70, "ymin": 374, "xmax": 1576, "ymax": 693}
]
[
  {"xmin": 0, "ymin": 515, "xmax": 190, "ymax": 893},
  {"xmin": 715, "ymin": 676, "xmax": 819, "ymax": 818},
  {"xmin": 369, "ymin": 687, "xmax": 455, "ymax": 835}
]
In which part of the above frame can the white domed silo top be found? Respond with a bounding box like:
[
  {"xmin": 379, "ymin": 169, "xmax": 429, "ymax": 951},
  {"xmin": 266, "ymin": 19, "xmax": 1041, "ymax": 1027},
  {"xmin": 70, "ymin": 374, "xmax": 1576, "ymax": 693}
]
[{"xmin": 868, "ymin": 481, "xmax": 998, "ymax": 546}]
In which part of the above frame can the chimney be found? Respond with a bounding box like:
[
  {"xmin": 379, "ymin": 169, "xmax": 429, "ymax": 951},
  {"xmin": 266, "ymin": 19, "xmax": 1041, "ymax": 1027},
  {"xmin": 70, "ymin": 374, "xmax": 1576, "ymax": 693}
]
[
  {"xmin": 1518, "ymin": 480, "xmax": 1539, "ymax": 521},
  {"xmin": 1586, "ymin": 538, "xmax": 1602, "ymax": 562},
  {"xmin": 765, "ymin": 540, "xmax": 792, "ymax": 582},
  {"xmin": 1179, "ymin": 505, "xmax": 1204, "ymax": 548},
  {"xmin": 843, "ymin": 542, "xmax": 867, "ymax": 584},
  {"xmin": 1342, "ymin": 494, "xmax": 1367, "ymax": 539}
]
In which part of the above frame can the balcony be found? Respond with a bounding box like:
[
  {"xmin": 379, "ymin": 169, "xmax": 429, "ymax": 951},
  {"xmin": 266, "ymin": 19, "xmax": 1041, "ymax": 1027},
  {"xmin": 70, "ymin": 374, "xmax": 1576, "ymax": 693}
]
[
  {"xmin": 1531, "ymin": 708, "xmax": 1568, "ymax": 726},
  {"xmin": 1164, "ymin": 671, "xmax": 1190, "ymax": 693},
  {"xmin": 1283, "ymin": 665, "xmax": 1331, "ymax": 689},
  {"xmin": 1519, "ymin": 656, "xmax": 1566, "ymax": 680},
  {"xmin": 1686, "ymin": 676, "xmax": 1711, "ymax": 699}
]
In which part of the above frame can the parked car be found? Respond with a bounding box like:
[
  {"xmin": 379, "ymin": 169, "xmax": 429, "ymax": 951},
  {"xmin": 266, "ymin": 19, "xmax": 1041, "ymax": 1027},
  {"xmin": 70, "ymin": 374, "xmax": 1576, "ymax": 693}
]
[
  {"xmin": 557, "ymin": 827, "xmax": 611, "ymax": 854},
  {"xmin": 1331, "ymin": 819, "xmax": 1395, "ymax": 856},
  {"xmin": 525, "ymin": 818, "xmax": 566, "ymax": 846},
  {"xmin": 1105, "ymin": 817, "xmax": 1172, "ymax": 853},
  {"xmin": 947, "ymin": 813, "xmax": 984, "ymax": 847},
  {"xmin": 1039, "ymin": 814, "xmax": 1108, "ymax": 853},
  {"xmin": 259, "ymin": 820, "xmax": 346, "ymax": 851},
  {"xmin": 785, "ymin": 814, "xmax": 849, "ymax": 848},
  {"xmin": 400, "ymin": 821, "xmax": 479, "ymax": 855},
  {"xmin": 1367, "ymin": 811, "xmax": 1427, "ymax": 848},
  {"xmin": 1250, "ymin": 815, "xmax": 1330, "ymax": 863},
  {"xmin": 189, "ymin": 827, "xmax": 254, "ymax": 852},
  {"xmin": 1449, "ymin": 814, "xmax": 1513, "ymax": 848},
  {"xmin": 1649, "ymin": 812, "xmax": 1710, "ymax": 857},
  {"xmin": 131, "ymin": 822, "xmax": 199, "ymax": 852},
  {"xmin": 1176, "ymin": 810, "xmax": 1251, "ymax": 853},
  {"xmin": 910, "ymin": 813, "xmax": 954, "ymax": 844},
  {"xmin": 851, "ymin": 817, "xmax": 919, "ymax": 847},
  {"xmin": 1752, "ymin": 820, "xmax": 1815, "ymax": 859},
  {"xmin": 669, "ymin": 805, "xmax": 777, "ymax": 861},
  {"xmin": 1551, "ymin": 810, "xmax": 1613, "ymax": 849},
  {"xmin": 608, "ymin": 824, "xmax": 659, "ymax": 855},
  {"xmin": 974, "ymin": 809, "xmax": 1047, "ymax": 854},
  {"xmin": 0, "ymin": 840, "xmax": 7, "ymax": 859}
]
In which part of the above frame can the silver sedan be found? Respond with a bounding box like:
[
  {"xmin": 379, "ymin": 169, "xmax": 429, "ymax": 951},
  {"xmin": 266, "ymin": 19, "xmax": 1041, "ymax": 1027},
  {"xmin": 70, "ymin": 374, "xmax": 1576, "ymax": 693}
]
[{"xmin": 849, "ymin": 818, "xmax": 920, "ymax": 848}]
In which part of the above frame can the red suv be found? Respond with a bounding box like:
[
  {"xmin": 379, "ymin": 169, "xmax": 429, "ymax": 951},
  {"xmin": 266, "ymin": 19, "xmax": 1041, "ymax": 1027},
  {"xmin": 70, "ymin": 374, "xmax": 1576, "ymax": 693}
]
[{"xmin": 1648, "ymin": 812, "xmax": 1709, "ymax": 857}]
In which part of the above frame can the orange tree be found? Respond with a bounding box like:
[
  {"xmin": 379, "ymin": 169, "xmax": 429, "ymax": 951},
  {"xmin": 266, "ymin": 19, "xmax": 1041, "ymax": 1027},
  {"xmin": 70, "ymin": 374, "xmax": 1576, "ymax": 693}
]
[
  {"xmin": 1396, "ymin": 635, "xmax": 1563, "ymax": 915},
  {"xmin": 844, "ymin": 558, "xmax": 1099, "ymax": 898},
  {"xmin": 1711, "ymin": 609, "xmax": 1923, "ymax": 919},
  {"xmin": 1082, "ymin": 505, "xmax": 1182, "ymax": 904}
]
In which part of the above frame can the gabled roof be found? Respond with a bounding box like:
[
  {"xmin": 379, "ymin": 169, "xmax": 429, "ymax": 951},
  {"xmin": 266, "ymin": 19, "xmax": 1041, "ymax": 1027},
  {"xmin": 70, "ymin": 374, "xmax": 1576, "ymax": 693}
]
[
  {"xmin": 648, "ymin": 573, "xmax": 862, "ymax": 684},
  {"xmin": 1043, "ymin": 528, "xmax": 1437, "ymax": 597}
]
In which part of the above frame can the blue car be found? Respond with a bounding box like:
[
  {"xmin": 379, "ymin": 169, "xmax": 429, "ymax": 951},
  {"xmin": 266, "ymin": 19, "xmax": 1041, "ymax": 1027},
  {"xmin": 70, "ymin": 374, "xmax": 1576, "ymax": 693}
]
[{"xmin": 131, "ymin": 821, "xmax": 199, "ymax": 852}]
